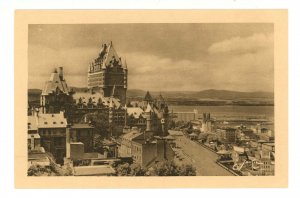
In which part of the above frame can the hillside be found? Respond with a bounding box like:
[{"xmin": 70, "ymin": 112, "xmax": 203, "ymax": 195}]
[{"xmin": 28, "ymin": 88, "xmax": 274, "ymax": 106}]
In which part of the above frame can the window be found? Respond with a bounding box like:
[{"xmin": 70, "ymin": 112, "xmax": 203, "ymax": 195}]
[
  {"xmin": 44, "ymin": 122, "xmax": 48, "ymax": 124},
  {"xmin": 53, "ymin": 122, "xmax": 56, "ymax": 124}
]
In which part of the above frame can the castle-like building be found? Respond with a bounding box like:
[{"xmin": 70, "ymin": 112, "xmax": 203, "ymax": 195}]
[
  {"xmin": 87, "ymin": 41, "xmax": 128, "ymax": 105},
  {"xmin": 40, "ymin": 67, "xmax": 74, "ymax": 114},
  {"xmin": 28, "ymin": 41, "xmax": 172, "ymax": 166}
]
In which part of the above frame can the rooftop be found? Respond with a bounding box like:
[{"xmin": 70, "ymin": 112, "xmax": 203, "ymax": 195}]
[
  {"xmin": 73, "ymin": 91, "xmax": 121, "ymax": 109},
  {"xmin": 73, "ymin": 165, "xmax": 115, "ymax": 176},
  {"xmin": 71, "ymin": 123, "xmax": 94, "ymax": 129},
  {"xmin": 41, "ymin": 68, "xmax": 70, "ymax": 96},
  {"xmin": 127, "ymin": 107, "xmax": 144, "ymax": 119},
  {"xmin": 28, "ymin": 111, "xmax": 67, "ymax": 129}
]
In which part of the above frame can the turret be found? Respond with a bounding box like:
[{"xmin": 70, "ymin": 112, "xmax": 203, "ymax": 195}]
[
  {"xmin": 58, "ymin": 67, "xmax": 64, "ymax": 81},
  {"xmin": 145, "ymin": 103, "xmax": 153, "ymax": 132}
]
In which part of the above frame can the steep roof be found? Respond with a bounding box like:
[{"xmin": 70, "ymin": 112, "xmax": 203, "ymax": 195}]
[
  {"xmin": 41, "ymin": 70, "xmax": 69, "ymax": 96},
  {"xmin": 157, "ymin": 94, "xmax": 165, "ymax": 103},
  {"xmin": 28, "ymin": 115, "xmax": 38, "ymax": 131},
  {"xmin": 145, "ymin": 103, "xmax": 154, "ymax": 113},
  {"xmin": 73, "ymin": 91, "xmax": 121, "ymax": 109},
  {"xmin": 127, "ymin": 107, "xmax": 145, "ymax": 119},
  {"xmin": 28, "ymin": 111, "xmax": 67, "ymax": 129},
  {"xmin": 36, "ymin": 112, "xmax": 67, "ymax": 128},
  {"xmin": 94, "ymin": 42, "xmax": 123, "ymax": 69},
  {"xmin": 144, "ymin": 91, "xmax": 153, "ymax": 102}
]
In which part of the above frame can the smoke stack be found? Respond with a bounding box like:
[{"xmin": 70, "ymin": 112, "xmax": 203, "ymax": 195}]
[{"xmin": 58, "ymin": 67, "xmax": 64, "ymax": 80}]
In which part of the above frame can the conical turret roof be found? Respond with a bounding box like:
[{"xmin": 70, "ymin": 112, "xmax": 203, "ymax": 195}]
[{"xmin": 144, "ymin": 91, "xmax": 153, "ymax": 102}]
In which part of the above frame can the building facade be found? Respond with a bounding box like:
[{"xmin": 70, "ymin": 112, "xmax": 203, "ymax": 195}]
[
  {"xmin": 40, "ymin": 67, "xmax": 74, "ymax": 114},
  {"xmin": 87, "ymin": 42, "xmax": 128, "ymax": 105}
]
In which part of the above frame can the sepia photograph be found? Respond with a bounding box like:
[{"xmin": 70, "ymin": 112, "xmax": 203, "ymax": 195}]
[{"xmin": 15, "ymin": 10, "xmax": 288, "ymax": 188}]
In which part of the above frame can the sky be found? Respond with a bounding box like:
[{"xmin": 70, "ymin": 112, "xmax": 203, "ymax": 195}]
[{"xmin": 28, "ymin": 23, "xmax": 274, "ymax": 92}]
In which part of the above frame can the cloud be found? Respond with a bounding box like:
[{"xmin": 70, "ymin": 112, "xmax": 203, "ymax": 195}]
[
  {"xmin": 28, "ymin": 44, "xmax": 99, "ymax": 88},
  {"xmin": 121, "ymin": 52, "xmax": 208, "ymax": 91},
  {"xmin": 208, "ymin": 33, "xmax": 273, "ymax": 54}
]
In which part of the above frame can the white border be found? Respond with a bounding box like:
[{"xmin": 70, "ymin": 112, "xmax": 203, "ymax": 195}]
[{"xmin": 1, "ymin": 0, "xmax": 300, "ymax": 196}]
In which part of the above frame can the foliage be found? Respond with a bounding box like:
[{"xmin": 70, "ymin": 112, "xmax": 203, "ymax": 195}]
[
  {"xmin": 115, "ymin": 163, "xmax": 146, "ymax": 176},
  {"xmin": 115, "ymin": 161, "xmax": 196, "ymax": 176},
  {"xmin": 27, "ymin": 164, "xmax": 56, "ymax": 176},
  {"xmin": 85, "ymin": 111, "xmax": 109, "ymax": 137},
  {"xmin": 150, "ymin": 160, "xmax": 196, "ymax": 176},
  {"xmin": 93, "ymin": 133, "xmax": 104, "ymax": 153}
]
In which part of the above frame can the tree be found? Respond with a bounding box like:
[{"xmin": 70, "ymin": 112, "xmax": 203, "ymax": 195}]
[
  {"xmin": 150, "ymin": 160, "xmax": 196, "ymax": 176},
  {"xmin": 115, "ymin": 163, "xmax": 146, "ymax": 176},
  {"xmin": 28, "ymin": 164, "xmax": 55, "ymax": 176},
  {"xmin": 85, "ymin": 111, "xmax": 109, "ymax": 138},
  {"xmin": 116, "ymin": 163, "xmax": 131, "ymax": 176}
]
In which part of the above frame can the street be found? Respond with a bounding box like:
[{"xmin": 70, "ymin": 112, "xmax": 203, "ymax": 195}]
[{"xmin": 174, "ymin": 135, "xmax": 234, "ymax": 176}]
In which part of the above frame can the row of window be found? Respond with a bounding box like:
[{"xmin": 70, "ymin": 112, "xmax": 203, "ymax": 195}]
[
  {"xmin": 39, "ymin": 129, "xmax": 65, "ymax": 136},
  {"xmin": 43, "ymin": 121, "xmax": 64, "ymax": 125}
]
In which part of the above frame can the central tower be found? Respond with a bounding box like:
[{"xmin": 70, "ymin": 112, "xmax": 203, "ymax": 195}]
[{"xmin": 87, "ymin": 41, "xmax": 128, "ymax": 105}]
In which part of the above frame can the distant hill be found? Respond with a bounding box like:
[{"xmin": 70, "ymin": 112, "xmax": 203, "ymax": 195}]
[
  {"xmin": 28, "ymin": 88, "xmax": 274, "ymax": 105},
  {"xmin": 127, "ymin": 89, "xmax": 274, "ymax": 100}
]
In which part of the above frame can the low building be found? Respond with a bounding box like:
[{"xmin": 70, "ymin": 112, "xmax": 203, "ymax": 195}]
[
  {"xmin": 118, "ymin": 128, "xmax": 175, "ymax": 168},
  {"xmin": 217, "ymin": 128, "xmax": 237, "ymax": 144},
  {"xmin": 28, "ymin": 111, "xmax": 67, "ymax": 164},
  {"xmin": 69, "ymin": 123, "xmax": 94, "ymax": 153},
  {"xmin": 131, "ymin": 139, "xmax": 157, "ymax": 167}
]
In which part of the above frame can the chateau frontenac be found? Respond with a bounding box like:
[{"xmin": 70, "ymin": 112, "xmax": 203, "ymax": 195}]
[{"xmin": 88, "ymin": 41, "xmax": 128, "ymax": 106}]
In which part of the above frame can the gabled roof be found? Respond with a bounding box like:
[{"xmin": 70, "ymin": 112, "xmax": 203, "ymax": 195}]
[{"xmin": 41, "ymin": 70, "xmax": 69, "ymax": 96}]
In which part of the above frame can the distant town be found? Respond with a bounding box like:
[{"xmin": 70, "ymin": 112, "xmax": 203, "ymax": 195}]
[{"xmin": 27, "ymin": 42, "xmax": 275, "ymax": 176}]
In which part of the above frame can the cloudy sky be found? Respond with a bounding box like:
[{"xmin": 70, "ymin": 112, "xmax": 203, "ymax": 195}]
[{"xmin": 28, "ymin": 23, "xmax": 274, "ymax": 92}]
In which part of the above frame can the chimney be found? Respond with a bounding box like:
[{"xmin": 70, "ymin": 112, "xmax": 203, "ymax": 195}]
[
  {"xmin": 58, "ymin": 67, "xmax": 64, "ymax": 80},
  {"xmin": 66, "ymin": 127, "xmax": 71, "ymax": 158}
]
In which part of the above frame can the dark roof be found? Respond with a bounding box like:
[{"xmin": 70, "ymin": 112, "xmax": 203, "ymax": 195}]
[
  {"xmin": 144, "ymin": 91, "xmax": 153, "ymax": 102},
  {"xmin": 157, "ymin": 94, "xmax": 165, "ymax": 103},
  {"xmin": 71, "ymin": 123, "xmax": 94, "ymax": 129}
]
